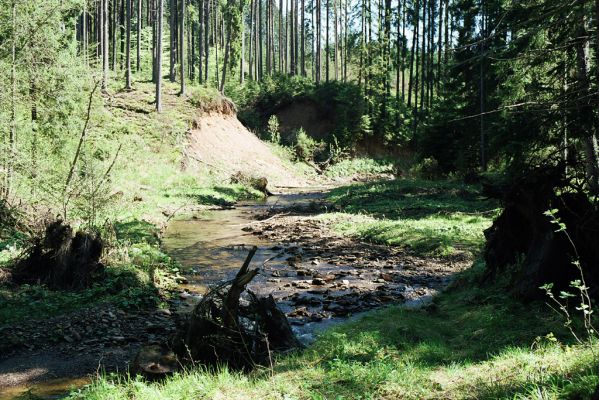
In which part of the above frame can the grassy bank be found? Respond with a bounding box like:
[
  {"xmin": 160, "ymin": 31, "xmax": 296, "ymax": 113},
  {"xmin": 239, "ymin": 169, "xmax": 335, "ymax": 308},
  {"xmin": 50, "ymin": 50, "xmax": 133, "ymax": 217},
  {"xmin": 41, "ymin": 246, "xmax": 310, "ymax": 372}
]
[
  {"xmin": 322, "ymin": 179, "xmax": 500, "ymax": 257},
  {"xmin": 70, "ymin": 265, "xmax": 598, "ymax": 399}
]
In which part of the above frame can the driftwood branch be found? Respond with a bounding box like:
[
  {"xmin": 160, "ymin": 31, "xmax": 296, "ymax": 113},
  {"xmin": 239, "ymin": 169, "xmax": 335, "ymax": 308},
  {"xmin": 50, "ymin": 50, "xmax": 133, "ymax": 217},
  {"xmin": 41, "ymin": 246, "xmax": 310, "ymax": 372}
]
[{"xmin": 64, "ymin": 81, "xmax": 99, "ymax": 195}]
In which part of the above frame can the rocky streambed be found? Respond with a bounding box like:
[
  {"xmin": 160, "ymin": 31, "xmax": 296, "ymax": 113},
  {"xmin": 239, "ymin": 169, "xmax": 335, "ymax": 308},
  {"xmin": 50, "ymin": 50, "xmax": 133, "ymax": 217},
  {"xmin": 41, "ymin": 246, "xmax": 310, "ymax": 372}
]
[{"xmin": 0, "ymin": 188, "xmax": 467, "ymax": 398}]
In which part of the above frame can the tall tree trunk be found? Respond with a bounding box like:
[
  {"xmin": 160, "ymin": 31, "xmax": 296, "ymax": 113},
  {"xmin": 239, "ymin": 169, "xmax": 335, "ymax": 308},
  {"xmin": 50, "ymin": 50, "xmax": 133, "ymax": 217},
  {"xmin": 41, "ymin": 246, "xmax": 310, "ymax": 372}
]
[
  {"xmin": 480, "ymin": 0, "xmax": 486, "ymax": 171},
  {"xmin": 204, "ymin": 0, "xmax": 209, "ymax": 83},
  {"xmin": 180, "ymin": 0, "xmax": 186, "ymax": 94},
  {"xmin": 126, "ymin": 0, "xmax": 132, "ymax": 88},
  {"xmin": 83, "ymin": 1, "xmax": 88, "ymax": 66},
  {"xmin": 259, "ymin": 0, "xmax": 263, "ymax": 79},
  {"xmin": 316, "ymin": 0, "xmax": 321, "ymax": 82},
  {"xmin": 407, "ymin": 0, "xmax": 419, "ymax": 108},
  {"xmin": 301, "ymin": 0, "xmax": 306, "ymax": 76},
  {"xmin": 103, "ymin": 0, "xmax": 110, "ymax": 89},
  {"xmin": 436, "ymin": 0, "xmax": 442, "ymax": 92},
  {"xmin": 137, "ymin": 0, "xmax": 142, "ymax": 71},
  {"xmin": 240, "ymin": 0, "xmax": 245, "ymax": 83},
  {"xmin": 575, "ymin": 5, "xmax": 599, "ymax": 194},
  {"xmin": 5, "ymin": 0, "xmax": 17, "ymax": 198},
  {"xmin": 120, "ymin": 0, "xmax": 126, "ymax": 67},
  {"xmin": 170, "ymin": 0, "xmax": 176, "ymax": 80},
  {"xmin": 325, "ymin": 0, "xmax": 329, "ymax": 81},
  {"xmin": 249, "ymin": 0, "xmax": 254, "ymax": 79},
  {"xmin": 419, "ymin": 0, "xmax": 426, "ymax": 112},
  {"xmin": 199, "ymin": 0, "xmax": 204, "ymax": 83},
  {"xmin": 157, "ymin": 0, "xmax": 164, "ymax": 112},
  {"xmin": 334, "ymin": 0, "xmax": 338, "ymax": 80}
]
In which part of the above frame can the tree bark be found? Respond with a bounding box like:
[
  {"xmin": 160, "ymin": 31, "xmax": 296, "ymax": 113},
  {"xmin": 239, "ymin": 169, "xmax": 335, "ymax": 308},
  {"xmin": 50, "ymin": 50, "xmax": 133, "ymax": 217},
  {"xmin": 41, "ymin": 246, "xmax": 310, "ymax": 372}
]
[
  {"xmin": 180, "ymin": 0, "xmax": 186, "ymax": 94},
  {"xmin": 137, "ymin": 0, "xmax": 142, "ymax": 71},
  {"xmin": 156, "ymin": 0, "xmax": 164, "ymax": 112},
  {"xmin": 126, "ymin": 0, "xmax": 132, "ymax": 89}
]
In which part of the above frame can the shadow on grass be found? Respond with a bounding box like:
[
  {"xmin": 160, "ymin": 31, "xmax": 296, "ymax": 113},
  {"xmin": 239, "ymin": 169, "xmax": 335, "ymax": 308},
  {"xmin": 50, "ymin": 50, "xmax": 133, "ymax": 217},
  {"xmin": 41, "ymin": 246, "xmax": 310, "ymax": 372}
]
[
  {"xmin": 189, "ymin": 185, "xmax": 261, "ymax": 207},
  {"xmin": 329, "ymin": 179, "xmax": 500, "ymax": 220},
  {"xmin": 114, "ymin": 220, "xmax": 159, "ymax": 245}
]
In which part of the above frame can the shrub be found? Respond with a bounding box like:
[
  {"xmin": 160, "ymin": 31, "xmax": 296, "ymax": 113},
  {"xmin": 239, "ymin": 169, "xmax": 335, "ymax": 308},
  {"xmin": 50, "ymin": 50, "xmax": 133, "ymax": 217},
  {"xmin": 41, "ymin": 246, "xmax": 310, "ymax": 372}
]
[
  {"xmin": 267, "ymin": 115, "xmax": 281, "ymax": 144},
  {"xmin": 410, "ymin": 157, "xmax": 442, "ymax": 180}
]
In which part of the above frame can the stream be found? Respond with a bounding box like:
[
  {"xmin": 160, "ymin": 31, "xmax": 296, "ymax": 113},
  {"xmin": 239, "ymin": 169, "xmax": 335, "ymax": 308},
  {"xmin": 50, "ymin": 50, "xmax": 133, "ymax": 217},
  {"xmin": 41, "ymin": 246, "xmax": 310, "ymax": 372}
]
[
  {"xmin": 161, "ymin": 188, "xmax": 347, "ymax": 343},
  {"xmin": 1, "ymin": 187, "xmax": 452, "ymax": 399}
]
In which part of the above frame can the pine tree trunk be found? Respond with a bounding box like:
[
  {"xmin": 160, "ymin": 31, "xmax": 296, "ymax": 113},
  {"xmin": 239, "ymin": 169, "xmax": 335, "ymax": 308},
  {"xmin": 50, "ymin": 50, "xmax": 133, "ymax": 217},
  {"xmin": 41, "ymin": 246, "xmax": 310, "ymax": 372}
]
[
  {"xmin": 301, "ymin": 0, "xmax": 306, "ymax": 76},
  {"xmin": 199, "ymin": 0, "xmax": 204, "ymax": 83},
  {"xmin": 407, "ymin": 0, "xmax": 418, "ymax": 108},
  {"xmin": 170, "ymin": 0, "xmax": 176, "ymax": 80},
  {"xmin": 180, "ymin": 0, "xmax": 186, "ymax": 94},
  {"xmin": 316, "ymin": 0, "xmax": 321, "ymax": 82},
  {"xmin": 103, "ymin": 0, "xmax": 110, "ymax": 89},
  {"xmin": 325, "ymin": 0, "xmax": 329, "ymax": 81},
  {"xmin": 137, "ymin": 0, "xmax": 142, "ymax": 71},
  {"xmin": 156, "ymin": 0, "xmax": 164, "ymax": 112},
  {"xmin": 120, "ymin": 0, "xmax": 126, "ymax": 67},
  {"xmin": 204, "ymin": 0, "xmax": 209, "ymax": 83},
  {"xmin": 125, "ymin": 0, "xmax": 132, "ymax": 88}
]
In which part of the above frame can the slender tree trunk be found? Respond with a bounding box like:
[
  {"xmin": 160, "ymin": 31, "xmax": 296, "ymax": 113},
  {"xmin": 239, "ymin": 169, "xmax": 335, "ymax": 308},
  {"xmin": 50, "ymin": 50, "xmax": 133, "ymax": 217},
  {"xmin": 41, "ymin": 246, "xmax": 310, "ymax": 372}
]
[
  {"xmin": 156, "ymin": 0, "xmax": 164, "ymax": 112},
  {"xmin": 103, "ymin": 0, "xmax": 110, "ymax": 89},
  {"xmin": 126, "ymin": 0, "xmax": 132, "ymax": 88},
  {"xmin": 137, "ymin": 0, "xmax": 142, "ymax": 71},
  {"xmin": 325, "ymin": 0, "xmax": 329, "ymax": 81},
  {"xmin": 170, "ymin": 0, "xmax": 176, "ymax": 80},
  {"xmin": 204, "ymin": 0, "xmax": 209, "ymax": 83},
  {"xmin": 301, "ymin": 0, "xmax": 306, "ymax": 76},
  {"xmin": 279, "ymin": 0, "xmax": 283, "ymax": 73},
  {"xmin": 180, "ymin": 0, "xmax": 186, "ymax": 93},
  {"xmin": 316, "ymin": 0, "xmax": 321, "ymax": 82},
  {"xmin": 120, "ymin": 0, "xmax": 126, "ymax": 67},
  {"xmin": 112, "ymin": 0, "xmax": 118, "ymax": 70},
  {"xmin": 83, "ymin": 1, "xmax": 88, "ymax": 66},
  {"xmin": 343, "ymin": 0, "xmax": 348, "ymax": 81},
  {"xmin": 480, "ymin": 0, "xmax": 486, "ymax": 171},
  {"xmin": 419, "ymin": 0, "xmax": 426, "ymax": 111},
  {"xmin": 436, "ymin": 0, "xmax": 442, "ymax": 92},
  {"xmin": 6, "ymin": 0, "xmax": 17, "ymax": 198},
  {"xmin": 240, "ymin": 0, "xmax": 245, "ymax": 83},
  {"xmin": 249, "ymin": 0, "xmax": 254, "ymax": 79},
  {"xmin": 259, "ymin": 0, "xmax": 263, "ymax": 79},
  {"xmin": 334, "ymin": 0, "xmax": 338, "ymax": 80},
  {"xmin": 199, "ymin": 0, "xmax": 204, "ymax": 83},
  {"xmin": 407, "ymin": 0, "xmax": 419, "ymax": 108}
]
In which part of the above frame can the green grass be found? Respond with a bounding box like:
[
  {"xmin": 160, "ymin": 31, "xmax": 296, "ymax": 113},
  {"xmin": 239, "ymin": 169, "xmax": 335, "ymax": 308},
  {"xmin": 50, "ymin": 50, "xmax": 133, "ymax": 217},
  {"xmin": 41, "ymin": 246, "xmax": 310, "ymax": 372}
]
[
  {"xmin": 322, "ymin": 179, "xmax": 501, "ymax": 257},
  {"xmin": 69, "ymin": 266, "xmax": 599, "ymax": 400}
]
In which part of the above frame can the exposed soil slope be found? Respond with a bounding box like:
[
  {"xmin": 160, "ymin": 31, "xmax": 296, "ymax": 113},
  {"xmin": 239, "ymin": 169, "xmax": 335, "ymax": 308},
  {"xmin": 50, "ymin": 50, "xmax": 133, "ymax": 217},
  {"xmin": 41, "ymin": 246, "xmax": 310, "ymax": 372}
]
[{"xmin": 184, "ymin": 111, "xmax": 307, "ymax": 188}]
